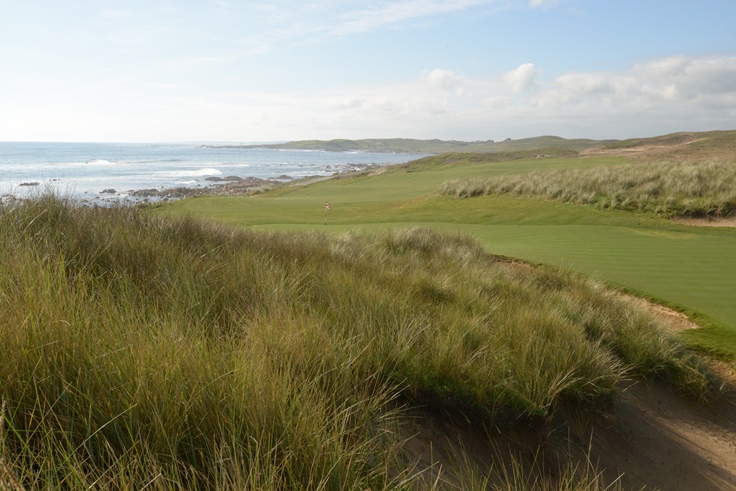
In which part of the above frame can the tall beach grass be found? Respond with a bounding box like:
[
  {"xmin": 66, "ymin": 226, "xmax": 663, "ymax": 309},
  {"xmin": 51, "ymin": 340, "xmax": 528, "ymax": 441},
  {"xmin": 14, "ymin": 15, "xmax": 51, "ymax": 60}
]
[
  {"xmin": 0, "ymin": 196, "xmax": 714, "ymax": 489},
  {"xmin": 439, "ymin": 158, "xmax": 736, "ymax": 217}
]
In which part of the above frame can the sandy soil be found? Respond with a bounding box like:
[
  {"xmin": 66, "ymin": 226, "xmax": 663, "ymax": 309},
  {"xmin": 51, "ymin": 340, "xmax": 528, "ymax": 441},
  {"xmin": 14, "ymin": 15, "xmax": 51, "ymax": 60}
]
[
  {"xmin": 400, "ymin": 375, "xmax": 736, "ymax": 490},
  {"xmin": 674, "ymin": 217, "xmax": 736, "ymax": 228},
  {"xmin": 617, "ymin": 292, "xmax": 701, "ymax": 331},
  {"xmin": 581, "ymin": 145, "xmax": 673, "ymax": 157},
  {"xmin": 581, "ymin": 379, "xmax": 736, "ymax": 491},
  {"xmin": 580, "ymin": 133, "xmax": 736, "ymax": 162},
  {"xmin": 398, "ymin": 275, "xmax": 736, "ymax": 490}
]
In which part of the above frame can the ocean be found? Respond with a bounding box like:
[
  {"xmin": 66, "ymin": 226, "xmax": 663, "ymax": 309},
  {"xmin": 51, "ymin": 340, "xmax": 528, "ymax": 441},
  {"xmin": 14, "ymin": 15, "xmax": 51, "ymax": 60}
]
[{"xmin": 0, "ymin": 142, "xmax": 428, "ymax": 204}]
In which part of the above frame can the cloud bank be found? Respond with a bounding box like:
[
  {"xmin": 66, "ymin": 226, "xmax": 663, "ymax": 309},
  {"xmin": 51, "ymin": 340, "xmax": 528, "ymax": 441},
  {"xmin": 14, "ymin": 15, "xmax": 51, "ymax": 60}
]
[
  {"xmin": 176, "ymin": 54, "xmax": 736, "ymax": 141},
  {"xmin": 2, "ymin": 55, "xmax": 734, "ymax": 142}
]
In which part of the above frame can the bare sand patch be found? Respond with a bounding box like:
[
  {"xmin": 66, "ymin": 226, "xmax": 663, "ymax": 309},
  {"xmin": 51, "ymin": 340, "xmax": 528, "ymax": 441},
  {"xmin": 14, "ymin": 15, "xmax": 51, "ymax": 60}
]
[
  {"xmin": 583, "ymin": 379, "xmax": 736, "ymax": 491},
  {"xmin": 674, "ymin": 216, "xmax": 736, "ymax": 228},
  {"xmin": 400, "ymin": 376, "xmax": 736, "ymax": 490},
  {"xmin": 616, "ymin": 292, "xmax": 700, "ymax": 331}
]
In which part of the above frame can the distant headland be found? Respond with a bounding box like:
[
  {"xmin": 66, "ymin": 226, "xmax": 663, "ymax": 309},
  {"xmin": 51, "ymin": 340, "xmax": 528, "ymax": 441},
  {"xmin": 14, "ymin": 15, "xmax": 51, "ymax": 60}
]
[{"xmin": 202, "ymin": 136, "xmax": 616, "ymax": 154}]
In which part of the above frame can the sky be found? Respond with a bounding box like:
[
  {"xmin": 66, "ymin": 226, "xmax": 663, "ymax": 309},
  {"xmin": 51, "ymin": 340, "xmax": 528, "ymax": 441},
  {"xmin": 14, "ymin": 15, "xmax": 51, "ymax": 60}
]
[{"xmin": 1, "ymin": 0, "xmax": 735, "ymax": 143}]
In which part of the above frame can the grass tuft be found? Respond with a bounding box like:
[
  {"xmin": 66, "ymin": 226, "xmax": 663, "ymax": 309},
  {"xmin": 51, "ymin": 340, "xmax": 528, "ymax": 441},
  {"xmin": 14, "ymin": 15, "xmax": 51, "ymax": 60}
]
[{"xmin": 0, "ymin": 195, "xmax": 716, "ymax": 488}]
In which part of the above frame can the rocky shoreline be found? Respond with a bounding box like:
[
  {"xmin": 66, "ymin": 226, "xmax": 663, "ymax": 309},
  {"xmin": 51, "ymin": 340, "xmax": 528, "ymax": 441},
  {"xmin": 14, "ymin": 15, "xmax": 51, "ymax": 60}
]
[
  {"xmin": 1, "ymin": 163, "xmax": 384, "ymax": 206},
  {"xmin": 129, "ymin": 175, "xmax": 286, "ymax": 200},
  {"xmin": 125, "ymin": 162, "xmax": 381, "ymax": 201},
  {"xmin": 0, "ymin": 176, "xmax": 286, "ymax": 206}
]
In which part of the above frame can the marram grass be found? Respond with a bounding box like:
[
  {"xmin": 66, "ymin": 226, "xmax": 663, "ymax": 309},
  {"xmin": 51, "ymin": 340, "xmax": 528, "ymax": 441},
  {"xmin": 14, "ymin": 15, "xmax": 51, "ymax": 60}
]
[
  {"xmin": 439, "ymin": 158, "xmax": 736, "ymax": 217},
  {"xmin": 0, "ymin": 196, "xmax": 713, "ymax": 489}
]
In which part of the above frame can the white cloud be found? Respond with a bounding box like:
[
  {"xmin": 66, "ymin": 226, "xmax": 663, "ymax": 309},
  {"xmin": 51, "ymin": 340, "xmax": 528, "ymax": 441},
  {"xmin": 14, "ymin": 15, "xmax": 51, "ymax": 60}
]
[
  {"xmin": 188, "ymin": 0, "xmax": 502, "ymax": 56},
  {"xmin": 287, "ymin": 55, "xmax": 736, "ymax": 139},
  {"xmin": 3, "ymin": 54, "xmax": 735, "ymax": 142},
  {"xmin": 555, "ymin": 72, "xmax": 613, "ymax": 96},
  {"xmin": 333, "ymin": 0, "xmax": 496, "ymax": 35},
  {"xmin": 529, "ymin": 0, "xmax": 562, "ymax": 8},
  {"xmin": 634, "ymin": 56, "xmax": 736, "ymax": 98},
  {"xmin": 422, "ymin": 69, "xmax": 465, "ymax": 93},
  {"xmin": 634, "ymin": 56, "xmax": 690, "ymax": 79},
  {"xmin": 504, "ymin": 63, "xmax": 538, "ymax": 93},
  {"xmin": 326, "ymin": 97, "xmax": 368, "ymax": 111},
  {"xmin": 508, "ymin": 55, "xmax": 736, "ymax": 136}
]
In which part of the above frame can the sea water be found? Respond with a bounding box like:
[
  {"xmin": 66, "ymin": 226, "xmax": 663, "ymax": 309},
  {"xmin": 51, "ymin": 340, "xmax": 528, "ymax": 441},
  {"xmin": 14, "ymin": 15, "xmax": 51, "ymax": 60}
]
[{"xmin": 0, "ymin": 142, "xmax": 428, "ymax": 203}]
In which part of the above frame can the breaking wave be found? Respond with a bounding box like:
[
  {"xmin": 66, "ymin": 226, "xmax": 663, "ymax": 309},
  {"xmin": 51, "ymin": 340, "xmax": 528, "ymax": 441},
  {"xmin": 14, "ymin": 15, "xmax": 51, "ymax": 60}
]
[{"xmin": 163, "ymin": 168, "xmax": 223, "ymax": 178}]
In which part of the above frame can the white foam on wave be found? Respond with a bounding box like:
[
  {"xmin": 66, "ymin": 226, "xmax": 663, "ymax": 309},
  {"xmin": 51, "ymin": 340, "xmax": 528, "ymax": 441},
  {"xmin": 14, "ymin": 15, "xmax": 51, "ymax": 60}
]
[
  {"xmin": 86, "ymin": 159, "xmax": 117, "ymax": 165},
  {"xmin": 162, "ymin": 167, "xmax": 222, "ymax": 178},
  {"xmin": 216, "ymin": 163, "xmax": 252, "ymax": 168}
]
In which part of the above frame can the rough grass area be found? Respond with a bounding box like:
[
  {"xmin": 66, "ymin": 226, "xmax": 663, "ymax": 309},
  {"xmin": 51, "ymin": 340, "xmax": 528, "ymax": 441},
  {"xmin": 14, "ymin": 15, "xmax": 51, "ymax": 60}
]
[
  {"xmin": 439, "ymin": 159, "xmax": 736, "ymax": 217},
  {"xmin": 0, "ymin": 197, "xmax": 715, "ymax": 489}
]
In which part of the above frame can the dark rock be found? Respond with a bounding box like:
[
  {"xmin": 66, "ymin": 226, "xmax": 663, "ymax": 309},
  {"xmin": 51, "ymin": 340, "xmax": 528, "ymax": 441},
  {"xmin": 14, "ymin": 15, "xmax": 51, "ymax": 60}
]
[{"xmin": 130, "ymin": 188, "xmax": 160, "ymax": 197}]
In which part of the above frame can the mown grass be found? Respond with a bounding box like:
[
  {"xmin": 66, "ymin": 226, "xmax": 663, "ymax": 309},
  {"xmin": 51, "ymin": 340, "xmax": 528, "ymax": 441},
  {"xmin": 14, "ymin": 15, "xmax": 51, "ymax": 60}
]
[
  {"xmin": 0, "ymin": 196, "xmax": 715, "ymax": 489},
  {"xmin": 438, "ymin": 158, "xmax": 736, "ymax": 218},
  {"xmin": 157, "ymin": 154, "xmax": 630, "ymax": 227}
]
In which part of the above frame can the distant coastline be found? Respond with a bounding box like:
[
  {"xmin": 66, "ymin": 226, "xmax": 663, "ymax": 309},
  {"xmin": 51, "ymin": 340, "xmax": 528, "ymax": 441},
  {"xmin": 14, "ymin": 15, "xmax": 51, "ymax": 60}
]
[
  {"xmin": 0, "ymin": 142, "xmax": 425, "ymax": 206},
  {"xmin": 202, "ymin": 136, "xmax": 616, "ymax": 154}
]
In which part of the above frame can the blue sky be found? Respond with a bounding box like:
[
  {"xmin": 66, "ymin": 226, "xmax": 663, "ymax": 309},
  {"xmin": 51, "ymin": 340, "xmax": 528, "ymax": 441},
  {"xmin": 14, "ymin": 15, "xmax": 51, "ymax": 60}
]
[{"xmin": 1, "ymin": 0, "xmax": 735, "ymax": 142}]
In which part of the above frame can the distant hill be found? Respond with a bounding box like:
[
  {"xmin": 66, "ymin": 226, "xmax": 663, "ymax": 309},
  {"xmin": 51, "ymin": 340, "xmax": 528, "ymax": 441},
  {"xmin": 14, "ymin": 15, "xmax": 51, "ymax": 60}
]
[
  {"xmin": 583, "ymin": 130, "xmax": 736, "ymax": 159},
  {"xmin": 205, "ymin": 130, "xmax": 736, "ymax": 157},
  {"xmin": 206, "ymin": 136, "xmax": 614, "ymax": 154}
]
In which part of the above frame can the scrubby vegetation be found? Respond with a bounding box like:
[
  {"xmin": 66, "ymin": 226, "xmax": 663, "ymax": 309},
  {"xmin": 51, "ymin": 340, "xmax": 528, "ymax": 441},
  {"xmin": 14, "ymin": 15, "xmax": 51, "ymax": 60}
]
[
  {"xmin": 439, "ymin": 158, "xmax": 736, "ymax": 217},
  {"xmin": 0, "ymin": 197, "xmax": 714, "ymax": 489},
  {"xmin": 599, "ymin": 130, "xmax": 736, "ymax": 156}
]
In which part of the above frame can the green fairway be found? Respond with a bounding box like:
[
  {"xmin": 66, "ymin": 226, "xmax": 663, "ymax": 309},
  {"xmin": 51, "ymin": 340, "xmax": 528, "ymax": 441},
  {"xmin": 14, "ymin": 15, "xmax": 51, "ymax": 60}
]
[
  {"xmin": 463, "ymin": 224, "xmax": 736, "ymax": 333},
  {"xmin": 156, "ymin": 155, "xmax": 736, "ymax": 357}
]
